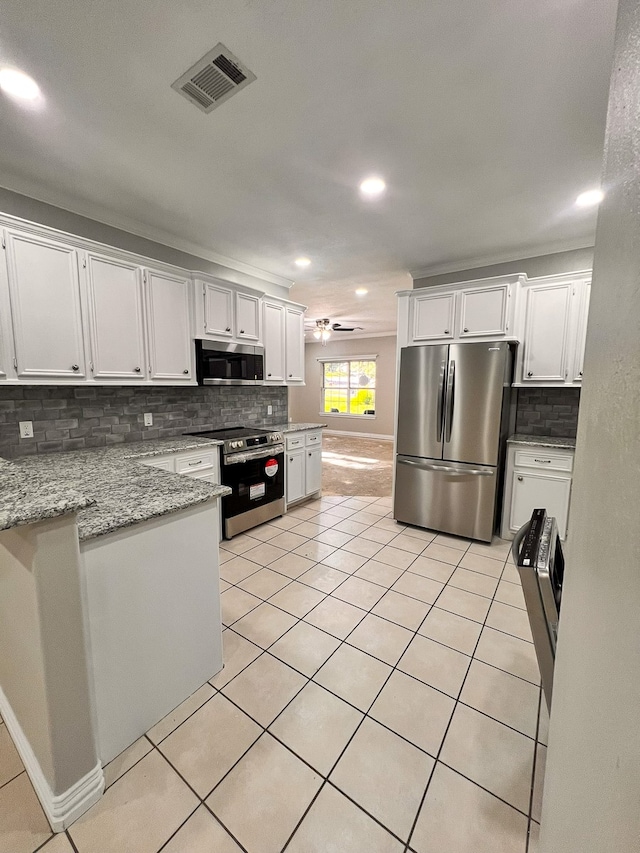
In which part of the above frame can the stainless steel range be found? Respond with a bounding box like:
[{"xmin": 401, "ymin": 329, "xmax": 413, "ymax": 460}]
[{"xmin": 184, "ymin": 426, "xmax": 285, "ymax": 538}]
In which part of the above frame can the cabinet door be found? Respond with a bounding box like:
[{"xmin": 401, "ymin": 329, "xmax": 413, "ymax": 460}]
[
  {"xmin": 572, "ymin": 282, "xmax": 591, "ymax": 383},
  {"xmin": 510, "ymin": 470, "xmax": 572, "ymax": 539},
  {"xmin": 286, "ymin": 449, "xmax": 305, "ymax": 503},
  {"xmin": 145, "ymin": 269, "xmax": 193, "ymax": 382},
  {"xmin": 203, "ymin": 282, "xmax": 234, "ymax": 338},
  {"xmin": 5, "ymin": 230, "xmax": 86, "ymax": 379},
  {"xmin": 412, "ymin": 292, "xmax": 455, "ymax": 341},
  {"xmin": 522, "ymin": 283, "xmax": 572, "ymax": 382},
  {"xmin": 458, "ymin": 284, "xmax": 509, "ymax": 337},
  {"xmin": 285, "ymin": 307, "xmax": 304, "ymax": 382},
  {"xmin": 305, "ymin": 446, "xmax": 322, "ymax": 496},
  {"xmin": 236, "ymin": 292, "xmax": 261, "ymax": 341},
  {"xmin": 0, "ymin": 248, "xmax": 15, "ymax": 381},
  {"xmin": 263, "ymin": 301, "xmax": 285, "ymax": 382},
  {"xmin": 86, "ymin": 253, "xmax": 146, "ymax": 380}
]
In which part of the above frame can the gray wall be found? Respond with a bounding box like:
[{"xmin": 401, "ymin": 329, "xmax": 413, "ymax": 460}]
[
  {"xmin": 540, "ymin": 1, "xmax": 640, "ymax": 850},
  {"xmin": 290, "ymin": 336, "xmax": 397, "ymax": 437},
  {"xmin": 413, "ymin": 247, "xmax": 594, "ymax": 289},
  {"xmin": 515, "ymin": 388, "xmax": 581, "ymax": 439},
  {"xmin": 0, "ymin": 385, "xmax": 287, "ymax": 459},
  {"xmin": 0, "ymin": 187, "xmax": 290, "ymax": 299}
]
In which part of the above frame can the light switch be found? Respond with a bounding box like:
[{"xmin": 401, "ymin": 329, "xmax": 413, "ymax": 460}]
[{"xmin": 267, "ymin": 405, "xmax": 273, "ymax": 415}]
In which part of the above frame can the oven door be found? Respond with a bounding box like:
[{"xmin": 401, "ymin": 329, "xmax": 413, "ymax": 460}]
[{"xmin": 221, "ymin": 448, "xmax": 285, "ymax": 536}]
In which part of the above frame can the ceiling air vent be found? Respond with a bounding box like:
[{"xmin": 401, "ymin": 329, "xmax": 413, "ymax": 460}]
[{"xmin": 172, "ymin": 43, "xmax": 256, "ymax": 114}]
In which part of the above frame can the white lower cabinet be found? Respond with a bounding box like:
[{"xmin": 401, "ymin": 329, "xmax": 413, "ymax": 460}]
[
  {"xmin": 501, "ymin": 444, "xmax": 574, "ymax": 540},
  {"xmin": 285, "ymin": 430, "xmax": 323, "ymax": 506}
]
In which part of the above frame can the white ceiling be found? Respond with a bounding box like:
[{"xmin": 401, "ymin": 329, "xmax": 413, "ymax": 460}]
[{"xmin": 0, "ymin": 0, "xmax": 617, "ymax": 330}]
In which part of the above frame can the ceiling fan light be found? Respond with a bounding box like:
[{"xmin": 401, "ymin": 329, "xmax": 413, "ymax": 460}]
[{"xmin": 313, "ymin": 329, "xmax": 322, "ymax": 340}]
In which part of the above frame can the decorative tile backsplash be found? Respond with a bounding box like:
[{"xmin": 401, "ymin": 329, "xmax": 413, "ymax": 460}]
[
  {"xmin": 515, "ymin": 387, "xmax": 581, "ymax": 438},
  {"xmin": 0, "ymin": 385, "xmax": 288, "ymax": 459}
]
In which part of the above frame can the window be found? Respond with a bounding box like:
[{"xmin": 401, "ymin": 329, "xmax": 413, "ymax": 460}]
[{"xmin": 321, "ymin": 359, "xmax": 376, "ymax": 416}]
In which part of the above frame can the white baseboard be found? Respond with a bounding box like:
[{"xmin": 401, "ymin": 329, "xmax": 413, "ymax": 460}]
[
  {"xmin": 0, "ymin": 686, "xmax": 104, "ymax": 832},
  {"xmin": 323, "ymin": 429, "xmax": 394, "ymax": 441}
]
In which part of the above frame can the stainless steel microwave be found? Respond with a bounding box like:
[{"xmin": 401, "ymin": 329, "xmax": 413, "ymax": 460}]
[{"xmin": 195, "ymin": 340, "xmax": 264, "ymax": 385}]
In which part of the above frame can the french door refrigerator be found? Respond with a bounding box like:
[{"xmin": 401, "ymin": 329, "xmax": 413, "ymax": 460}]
[{"xmin": 394, "ymin": 341, "xmax": 513, "ymax": 542}]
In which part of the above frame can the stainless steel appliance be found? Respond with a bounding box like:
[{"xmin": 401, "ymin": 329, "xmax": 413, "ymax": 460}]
[
  {"xmin": 394, "ymin": 341, "xmax": 513, "ymax": 541},
  {"xmin": 512, "ymin": 508, "xmax": 564, "ymax": 711},
  {"xmin": 184, "ymin": 426, "xmax": 284, "ymax": 537},
  {"xmin": 195, "ymin": 340, "xmax": 264, "ymax": 385}
]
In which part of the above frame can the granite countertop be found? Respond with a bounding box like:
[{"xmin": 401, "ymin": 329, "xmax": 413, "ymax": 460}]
[
  {"xmin": 508, "ymin": 434, "xmax": 576, "ymax": 450},
  {"xmin": 270, "ymin": 423, "xmax": 326, "ymax": 433},
  {"xmin": 1, "ymin": 436, "xmax": 230, "ymax": 541}
]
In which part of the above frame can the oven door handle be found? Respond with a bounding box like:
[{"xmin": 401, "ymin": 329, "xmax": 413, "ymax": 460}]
[{"xmin": 223, "ymin": 444, "xmax": 285, "ymax": 464}]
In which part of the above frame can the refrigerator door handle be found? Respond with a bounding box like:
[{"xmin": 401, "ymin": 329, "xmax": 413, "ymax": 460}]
[
  {"xmin": 444, "ymin": 359, "xmax": 455, "ymax": 443},
  {"xmin": 397, "ymin": 458, "xmax": 494, "ymax": 476},
  {"xmin": 437, "ymin": 359, "xmax": 446, "ymax": 441}
]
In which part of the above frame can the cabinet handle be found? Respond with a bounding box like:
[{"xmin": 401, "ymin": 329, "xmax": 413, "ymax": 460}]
[
  {"xmin": 527, "ymin": 371, "xmax": 533, "ymax": 377},
  {"xmin": 579, "ymin": 371, "xmax": 583, "ymax": 376},
  {"xmin": 444, "ymin": 329, "xmax": 450, "ymax": 335},
  {"xmin": 268, "ymin": 373, "xmax": 272, "ymax": 377},
  {"xmin": 517, "ymin": 476, "xmax": 523, "ymax": 482},
  {"xmin": 463, "ymin": 327, "xmax": 469, "ymax": 333},
  {"xmin": 289, "ymin": 457, "xmax": 293, "ymax": 462},
  {"xmin": 225, "ymin": 326, "xmax": 231, "ymax": 332},
  {"xmin": 308, "ymin": 452, "xmax": 312, "ymax": 457},
  {"xmin": 183, "ymin": 369, "xmax": 189, "ymax": 374},
  {"xmin": 71, "ymin": 364, "xmax": 79, "ymax": 371},
  {"xmin": 289, "ymin": 374, "xmax": 293, "ymax": 378},
  {"xmin": 534, "ymin": 459, "xmax": 551, "ymax": 464},
  {"xmin": 188, "ymin": 460, "xmax": 203, "ymax": 466},
  {"xmin": 134, "ymin": 366, "xmax": 141, "ymax": 373},
  {"xmin": 240, "ymin": 329, "xmax": 245, "ymax": 334}
]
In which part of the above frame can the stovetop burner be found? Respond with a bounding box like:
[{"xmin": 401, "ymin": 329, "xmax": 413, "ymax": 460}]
[
  {"xmin": 184, "ymin": 426, "xmax": 284, "ymax": 455},
  {"xmin": 185, "ymin": 426, "xmax": 270, "ymax": 441}
]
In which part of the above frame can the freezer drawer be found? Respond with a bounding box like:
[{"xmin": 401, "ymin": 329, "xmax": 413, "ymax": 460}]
[{"xmin": 394, "ymin": 455, "xmax": 498, "ymax": 542}]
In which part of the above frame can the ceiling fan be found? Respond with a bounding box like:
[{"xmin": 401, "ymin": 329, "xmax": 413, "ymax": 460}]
[{"xmin": 306, "ymin": 318, "xmax": 364, "ymax": 345}]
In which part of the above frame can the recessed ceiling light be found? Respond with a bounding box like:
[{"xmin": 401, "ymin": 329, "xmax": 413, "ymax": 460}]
[
  {"xmin": 355, "ymin": 288, "xmax": 368, "ymax": 295},
  {"xmin": 575, "ymin": 189, "xmax": 604, "ymax": 207},
  {"xmin": 359, "ymin": 176, "xmax": 386, "ymax": 198},
  {"xmin": 294, "ymin": 257, "xmax": 311, "ymax": 268},
  {"xmin": 0, "ymin": 67, "xmax": 41, "ymax": 101}
]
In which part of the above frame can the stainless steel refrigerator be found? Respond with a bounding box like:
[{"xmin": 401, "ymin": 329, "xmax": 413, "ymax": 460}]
[{"xmin": 394, "ymin": 341, "xmax": 513, "ymax": 542}]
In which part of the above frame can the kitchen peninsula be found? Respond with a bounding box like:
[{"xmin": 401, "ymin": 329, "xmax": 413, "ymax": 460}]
[{"xmin": 0, "ymin": 437, "xmax": 230, "ymax": 831}]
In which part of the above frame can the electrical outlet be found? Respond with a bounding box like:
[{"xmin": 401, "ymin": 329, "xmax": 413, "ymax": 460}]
[
  {"xmin": 267, "ymin": 405, "xmax": 273, "ymax": 416},
  {"xmin": 19, "ymin": 421, "xmax": 34, "ymax": 439},
  {"xmin": 144, "ymin": 413, "xmax": 153, "ymax": 426}
]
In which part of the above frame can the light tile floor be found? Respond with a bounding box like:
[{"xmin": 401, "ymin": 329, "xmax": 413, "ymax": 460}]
[{"xmin": 0, "ymin": 494, "xmax": 547, "ymax": 853}]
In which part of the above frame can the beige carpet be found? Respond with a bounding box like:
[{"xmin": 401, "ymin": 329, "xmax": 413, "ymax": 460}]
[{"xmin": 322, "ymin": 434, "xmax": 394, "ymax": 497}]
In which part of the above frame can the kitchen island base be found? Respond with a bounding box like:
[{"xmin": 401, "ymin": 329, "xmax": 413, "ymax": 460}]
[{"xmin": 82, "ymin": 500, "xmax": 223, "ymax": 764}]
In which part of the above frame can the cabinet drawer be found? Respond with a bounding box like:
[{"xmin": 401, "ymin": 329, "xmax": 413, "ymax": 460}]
[
  {"xmin": 286, "ymin": 434, "xmax": 305, "ymax": 450},
  {"xmin": 175, "ymin": 450, "xmax": 217, "ymax": 474},
  {"xmin": 305, "ymin": 431, "xmax": 322, "ymax": 446},
  {"xmin": 142, "ymin": 457, "xmax": 175, "ymax": 472},
  {"xmin": 514, "ymin": 449, "xmax": 573, "ymax": 473}
]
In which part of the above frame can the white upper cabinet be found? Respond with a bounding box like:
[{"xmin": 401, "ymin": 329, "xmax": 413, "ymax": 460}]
[
  {"xmin": 235, "ymin": 291, "xmax": 261, "ymax": 341},
  {"xmin": 412, "ymin": 292, "xmax": 455, "ymax": 341},
  {"xmin": 0, "ymin": 249, "xmax": 15, "ymax": 381},
  {"xmin": 5, "ymin": 230, "xmax": 86, "ymax": 380},
  {"xmin": 458, "ymin": 283, "xmax": 510, "ymax": 337},
  {"xmin": 85, "ymin": 253, "xmax": 146, "ymax": 381},
  {"xmin": 263, "ymin": 301, "xmax": 285, "ymax": 382},
  {"xmin": 203, "ymin": 282, "xmax": 234, "ymax": 338},
  {"xmin": 521, "ymin": 281, "xmax": 573, "ymax": 383},
  {"xmin": 572, "ymin": 281, "xmax": 591, "ymax": 383},
  {"xmin": 144, "ymin": 269, "xmax": 193, "ymax": 382},
  {"xmin": 285, "ymin": 306, "xmax": 305, "ymax": 382}
]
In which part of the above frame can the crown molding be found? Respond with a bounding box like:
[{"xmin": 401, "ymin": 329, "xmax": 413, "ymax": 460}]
[
  {"xmin": 0, "ymin": 181, "xmax": 294, "ymax": 289},
  {"xmin": 410, "ymin": 239, "xmax": 595, "ymax": 280}
]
